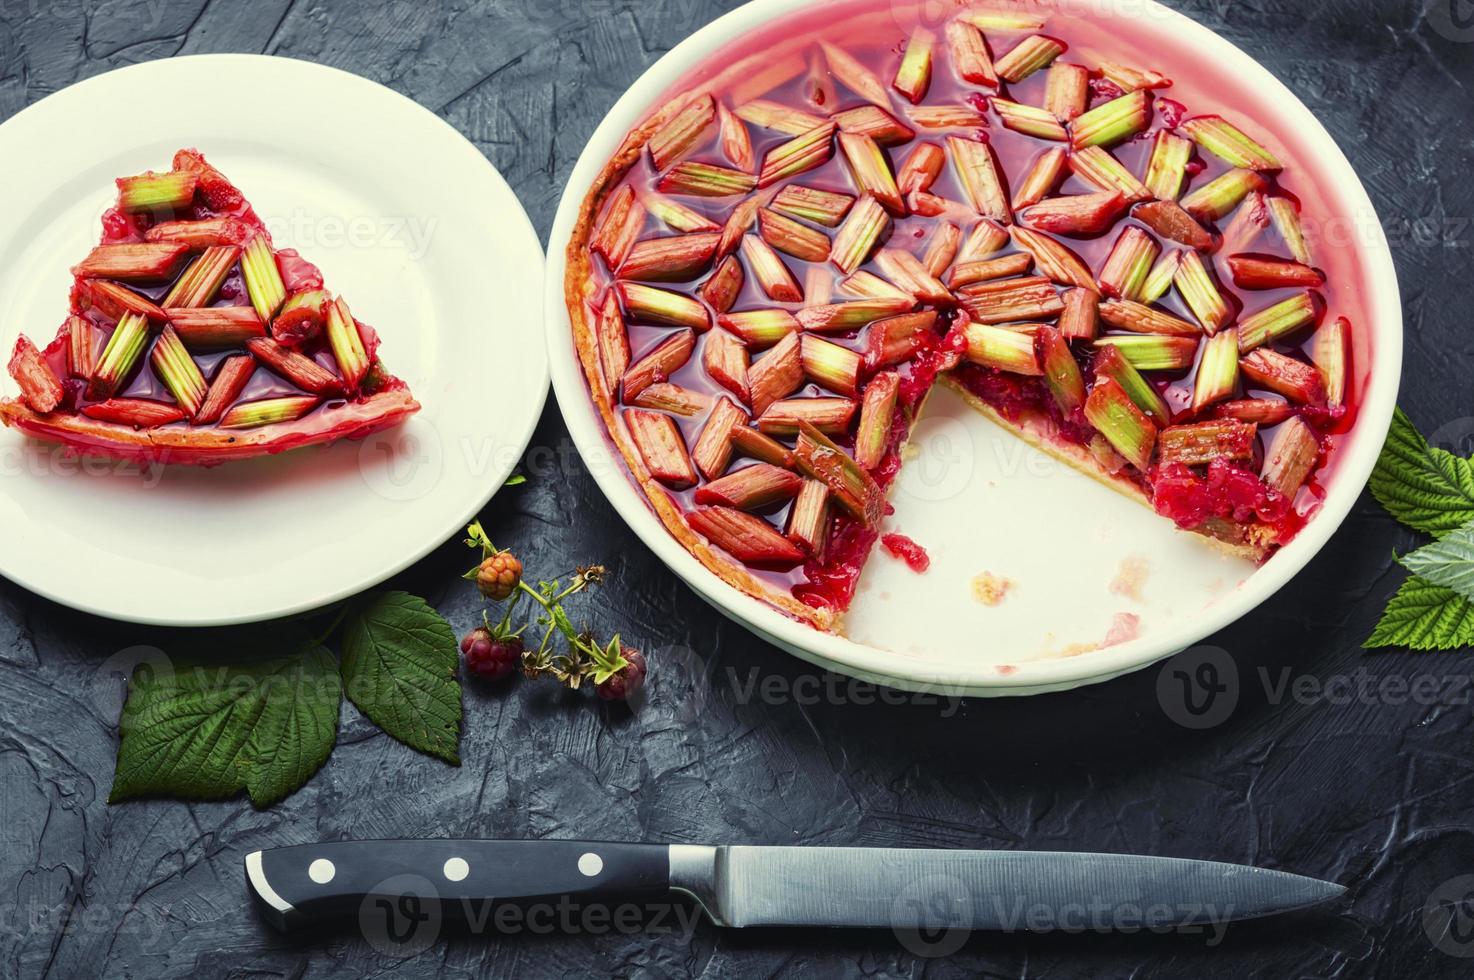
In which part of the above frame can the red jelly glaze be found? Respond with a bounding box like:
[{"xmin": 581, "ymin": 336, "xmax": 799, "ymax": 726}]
[{"xmin": 881, "ymin": 533, "xmax": 931, "ymax": 573}]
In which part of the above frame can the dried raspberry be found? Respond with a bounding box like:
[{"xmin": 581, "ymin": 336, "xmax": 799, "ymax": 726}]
[
  {"xmin": 596, "ymin": 648, "xmax": 647, "ymax": 702},
  {"xmin": 477, "ymin": 551, "xmax": 522, "ymax": 601},
  {"xmin": 461, "ymin": 627, "xmax": 522, "ymax": 681}
]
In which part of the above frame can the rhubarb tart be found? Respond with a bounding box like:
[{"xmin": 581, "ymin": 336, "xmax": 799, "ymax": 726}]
[
  {"xmin": 565, "ymin": 2, "xmax": 1363, "ymax": 631},
  {"xmin": 1, "ymin": 149, "xmax": 419, "ymax": 465}
]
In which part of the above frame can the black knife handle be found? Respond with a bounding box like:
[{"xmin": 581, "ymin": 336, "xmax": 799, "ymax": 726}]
[{"xmin": 247, "ymin": 840, "xmax": 673, "ymax": 931}]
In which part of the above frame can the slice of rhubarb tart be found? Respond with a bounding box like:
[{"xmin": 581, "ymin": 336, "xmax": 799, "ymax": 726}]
[
  {"xmin": 566, "ymin": 2, "xmax": 1359, "ymax": 631},
  {"xmin": 1, "ymin": 149, "xmax": 419, "ymax": 466}
]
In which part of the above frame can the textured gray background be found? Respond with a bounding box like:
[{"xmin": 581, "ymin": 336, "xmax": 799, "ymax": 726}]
[{"xmin": 2, "ymin": 0, "xmax": 1473, "ymax": 976}]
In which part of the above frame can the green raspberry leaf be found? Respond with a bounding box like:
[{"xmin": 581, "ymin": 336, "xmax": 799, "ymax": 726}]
[
  {"xmin": 110, "ymin": 641, "xmax": 340, "ymax": 807},
  {"xmin": 1369, "ymin": 407, "xmax": 1474, "ymax": 538},
  {"xmin": 1400, "ymin": 523, "xmax": 1474, "ymax": 602},
  {"xmin": 340, "ymin": 591, "xmax": 462, "ymax": 764},
  {"xmin": 1365, "ymin": 575, "xmax": 1474, "ymax": 651}
]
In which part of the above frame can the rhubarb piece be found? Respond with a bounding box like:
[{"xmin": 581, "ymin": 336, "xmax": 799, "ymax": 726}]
[
  {"xmin": 800, "ymin": 334, "xmax": 863, "ymax": 396},
  {"xmin": 1143, "ymin": 130, "xmax": 1193, "ymax": 201},
  {"xmin": 1267, "ymin": 197, "xmax": 1313, "ymax": 265},
  {"xmin": 736, "ymin": 100, "xmax": 828, "ymax": 135},
  {"xmin": 81, "ymin": 280, "xmax": 166, "ymax": 322},
  {"xmin": 640, "ymin": 190, "xmax": 719, "ymax": 234},
  {"xmin": 1240, "ymin": 348, "xmax": 1324, "ymax": 404},
  {"xmin": 621, "ymin": 233, "xmax": 721, "ymax": 282},
  {"xmin": 149, "ymin": 325, "xmax": 208, "ymax": 418},
  {"xmin": 625, "ymin": 407, "xmax": 698, "ymax": 488},
  {"xmin": 1261, "ymin": 416, "xmax": 1319, "ymax": 496},
  {"xmin": 1069, "ymin": 146, "xmax": 1150, "ymax": 203},
  {"xmin": 793, "ymin": 421, "xmax": 884, "ymax": 526},
  {"xmin": 594, "ymin": 293, "xmax": 631, "ymax": 388},
  {"xmin": 90, "ymin": 313, "xmax": 150, "ymax": 400},
  {"xmin": 162, "ymin": 245, "xmax": 240, "ymax": 309},
  {"xmin": 241, "ymin": 235, "xmax": 287, "ymax": 322},
  {"xmin": 758, "ymin": 396, "xmax": 857, "ymax": 436},
  {"xmin": 219, "ymin": 395, "xmax": 320, "ymax": 430},
  {"xmin": 1045, "ymin": 63, "xmax": 1090, "ymax": 121},
  {"xmin": 961, "ymin": 320, "xmax": 1042, "ymax": 375},
  {"xmin": 803, "ymin": 48, "xmax": 837, "ymax": 108},
  {"xmin": 1093, "ymin": 335, "xmax": 1199, "ymax": 372},
  {"xmin": 620, "ymin": 328, "xmax": 696, "ymax": 402},
  {"xmin": 271, "ymin": 289, "xmax": 329, "ymax": 346},
  {"xmin": 1096, "ymin": 227, "xmax": 1160, "ymax": 301},
  {"xmin": 82, "ymin": 398, "xmax": 188, "ymax": 428},
  {"xmin": 797, "ymin": 298, "xmax": 913, "ymax": 333},
  {"xmin": 1098, "ymin": 62, "xmax": 1172, "ymax": 92},
  {"xmin": 660, "ymin": 161, "xmax": 759, "ymax": 197},
  {"xmin": 1311, "ymin": 316, "xmax": 1351, "ymax": 409},
  {"xmin": 1058, "ymin": 287, "xmax": 1099, "ymax": 340},
  {"xmin": 1218, "ymin": 191, "xmax": 1269, "ymax": 257},
  {"xmin": 923, "ymin": 222, "xmax": 962, "ymax": 278},
  {"xmin": 691, "ymin": 396, "xmax": 748, "ymax": 479},
  {"xmin": 1174, "ymin": 251, "xmax": 1232, "ymax": 333},
  {"xmin": 786, "ymin": 479, "xmax": 830, "ymax": 558},
  {"xmin": 73, "ymin": 243, "xmax": 188, "ymax": 281},
  {"xmin": 757, "ymin": 121, "xmax": 838, "ymax": 188},
  {"xmin": 649, "ymin": 94, "xmax": 718, "ymax": 171},
  {"xmin": 1037, "ymin": 326, "xmax": 1085, "ymax": 412},
  {"xmin": 958, "ymin": 275, "xmax": 1064, "ymax": 323},
  {"xmin": 698, "ymin": 255, "xmax": 745, "ymax": 313},
  {"xmin": 747, "ymin": 332, "xmax": 804, "ymax": 415},
  {"xmin": 730, "ymin": 424, "xmax": 796, "ymax": 467},
  {"xmin": 719, "ymin": 310, "xmax": 801, "ymax": 349},
  {"xmin": 892, "ymin": 27, "xmax": 936, "ymax": 103},
  {"xmin": 194, "ymin": 354, "xmax": 256, "ymax": 426},
  {"xmin": 246, "ymin": 337, "xmax": 344, "ymax": 396},
  {"xmin": 716, "ymin": 101, "xmax": 755, "ymax": 173},
  {"xmin": 843, "ymin": 270, "xmax": 911, "ymax": 301},
  {"xmin": 1094, "ymin": 345, "xmax": 1170, "ymax": 424},
  {"xmin": 907, "ymin": 104, "xmax": 989, "ymax": 129},
  {"xmin": 717, "ymin": 197, "xmax": 762, "ymax": 258},
  {"xmin": 687, "ymin": 506, "xmax": 805, "ymax": 568},
  {"xmin": 830, "ymin": 196, "xmax": 892, "ymax": 274},
  {"xmin": 591, "ymin": 185, "xmax": 646, "ymax": 268},
  {"xmin": 949, "ymin": 252, "xmax": 1033, "ymax": 288},
  {"xmin": 1021, "ymin": 191, "xmax": 1124, "ymax": 236},
  {"xmin": 696, "ymin": 462, "xmax": 804, "ymax": 509},
  {"xmin": 993, "ymin": 99, "xmax": 1068, "ymax": 140},
  {"xmin": 1237, "ymin": 292, "xmax": 1319, "ymax": 351},
  {"xmin": 804, "ymin": 266, "xmax": 833, "ymax": 307},
  {"xmin": 618, "ymin": 281, "xmax": 711, "ymax": 330},
  {"xmin": 1085, "ymin": 378, "xmax": 1156, "ymax": 471},
  {"xmin": 866, "ymin": 310, "xmax": 938, "ymax": 368},
  {"xmin": 1182, "ymin": 115, "xmax": 1281, "ymax": 172},
  {"xmin": 703, "ymin": 329, "xmax": 751, "ymax": 400},
  {"xmin": 771, "ymin": 185, "xmax": 855, "ymax": 227},
  {"xmin": 1070, "ymin": 91, "xmax": 1150, "ymax": 148},
  {"xmin": 8, "ymin": 336, "xmax": 64, "ymax": 413},
  {"xmin": 1227, "ymin": 255, "xmax": 1324, "ymax": 290},
  {"xmin": 1191, "ymin": 328, "xmax": 1240, "ymax": 413},
  {"xmin": 960, "ymin": 219, "xmax": 1010, "ymax": 260},
  {"xmin": 854, "ymin": 370, "xmax": 899, "ymax": 470},
  {"xmin": 898, "ymin": 142, "xmax": 946, "ymax": 194},
  {"xmin": 819, "ymin": 40, "xmax": 891, "ymax": 106},
  {"xmin": 1099, "ymin": 299, "xmax": 1199, "ymax": 337},
  {"xmin": 740, "ymin": 235, "xmax": 803, "ymax": 302},
  {"xmin": 875, "ymin": 248, "xmax": 952, "ymax": 304},
  {"xmin": 1139, "ymin": 249, "xmax": 1181, "ymax": 304},
  {"xmin": 631, "ymin": 383, "xmax": 711, "ymax": 417},
  {"xmin": 945, "ymin": 20, "xmax": 997, "ymax": 86},
  {"xmin": 837, "ymin": 132, "xmax": 904, "ymax": 216},
  {"xmin": 947, "ymin": 136, "xmax": 1010, "ymax": 222},
  {"xmin": 960, "ymin": 7, "xmax": 1048, "ymax": 31},
  {"xmin": 759, "ymin": 208, "xmax": 831, "ymax": 263},
  {"xmin": 117, "ymin": 171, "xmax": 198, "ymax": 212},
  {"xmin": 994, "ymin": 35, "xmax": 1065, "ymax": 82},
  {"xmin": 1213, "ymin": 398, "xmax": 1293, "ymax": 426},
  {"xmin": 1011, "ymin": 147, "xmax": 1068, "ymax": 210},
  {"xmin": 1158, "ymin": 420, "xmax": 1256, "ymax": 465},
  {"xmin": 1011, "ymin": 227, "xmax": 1096, "ymax": 291},
  {"xmin": 832, "ymin": 105, "xmax": 916, "ymax": 146},
  {"xmin": 1181, "ymin": 168, "xmax": 1267, "ymax": 222},
  {"xmin": 1133, "ymin": 200, "xmax": 1215, "ymax": 251},
  {"xmin": 67, "ymin": 316, "xmax": 96, "ymax": 377},
  {"xmin": 145, "ymin": 217, "xmax": 253, "ymax": 248}
]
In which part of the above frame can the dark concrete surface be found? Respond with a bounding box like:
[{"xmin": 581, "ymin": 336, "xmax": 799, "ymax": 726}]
[{"xmin": 2, "ymin": 0, "xmax": 1472, "ymax": 976}]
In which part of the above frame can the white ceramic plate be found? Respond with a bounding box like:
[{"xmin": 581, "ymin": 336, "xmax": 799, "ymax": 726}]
[
  {"xmin": 0, "ymin": 55, "xmax": 548, "ymax": 626},
  {"xmin": 546, "ymin": 0, "xmax": 1402, "ymax": 694}
]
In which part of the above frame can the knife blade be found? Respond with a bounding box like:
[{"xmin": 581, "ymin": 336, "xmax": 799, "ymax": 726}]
[{"xmin": 245, "ymin": 841, "xmax": 1344, "ymax": 935}]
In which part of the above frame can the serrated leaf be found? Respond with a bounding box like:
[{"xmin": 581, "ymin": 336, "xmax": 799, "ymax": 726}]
[
  {"xmin": 340, "ymin": 591, "xmax": 462, "ymax": 764},
  {"xmin": 1400, "ymin": 523, "xmax": 1474, "ymax": 602},
  {"xmin": 1369, "ymin": 407, "xmax": 1474, "ymax": 538},
  {"xmin": 110, "ymin": 643, "xmax": 339, "ymax": 807},
  {"xmin": 1365, "ymin": 575, "xmax": 1474, "ymax": 651}
]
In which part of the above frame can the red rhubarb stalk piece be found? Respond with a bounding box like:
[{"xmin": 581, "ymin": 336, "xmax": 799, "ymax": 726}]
[
  {"xmin": 620, "ymin": 328, "xmax": 697, "ymax": 403},
  {"xmin": 958, "ymin": 275, "xmax": 1064, "ymax": 323},
  {"xmin": 945, "ymin": 20, "xmax": 997, "ymax": 87},
  {"xmin": 771, "ymin": 184, "xmax": 855, "ymax": 227},
  {"xmin": 1311, "ymin": 316, "xmax": 1351, "ymax": 409},
  {"xmin": 591, "ymin": 185, "xmax": 646, "ymax": 269},
  {"xmin": 1058, "ymin": 287, "xmax": 1099, "ymax": 340},
  {"xmin": 1132, "ymin": 200, "xmax": 1215, "ymax": 251},
  {"xmin": 994, "ymin": 34, "xmax": 1066, "ymax": 83},
  {"xmin": 838, "ymin": 132, "xmax": 904, "ymax": 216},
  {"xmin": 1239, "ymin": 349, "xmax": 1325, "ymax": 404},
  {"xmin": 146, "ymin": 217, "xmax": 254, "ymax": 249},
  {"xmin": 793, "ymin": 421, "xmax": 884, "ymax": 527},
  {"xmin": 167, "ymin": 307, "xmax": 268, "ymax": 349},
  {"xmin": 661, "ymin": 162, "xmax": 760, "ymax": 197},
  {"xmin": 854, "ymin": 370, "xmax": 899, "ymax": 470},
  {"xmin": 625, "ymin": 407, "xmax": 698, "ymax": 488},
  {"xmin": 1158, "ymin": 420, "xmax": 1257, "ymax": 465},
  {"xmin": 820, "ymin": 40, "xmax": 891, "ymax": 106},
  {"xmin": 740, "ymin": 235, "xmax": 804, "ymax": 303},
  {"xmin": 786, "ymin": 479, "xmax": 831, "ymax": 559},
  {"xmin": 8, "ymin": 336, "xmax": 64, "ymax": 413},
  {"xmin": 1213, "ymin": 398, "xmax": 1293, "ymax": 426},
  {"xmin": 68, "ymin": 316, "xmax": 97, "ymax": 378},
  {"xmin": 195, "ymin": 354, "xmax": 256, "ymax": 426},
  {"xmin": 81, "ymin": 398, "xmax": 188, "ymax": 428},
  {"xmin": 698, "ymin": 255, "xmax": 745, "ymax": 312},
  {"xmin": 621, "ymin": 233, "xmax": 721, "ymax": 282},
  {"xmin": 1261, "ymin": 417, "xmax": 1319, "ymax": 496},
  {"xmin": 271, "ymin": 289, "xmax": 329, "ymax": 346},
  {"xmin": 246, "ymin": 337, "xmax": 345, "ymax": 396},
  {"xmin": 1012, "ymin": 147, "xmax": 1068, "ymax": 210},
  {"xmin": 81, "ymin": 280, "xmax": 167, "ymax": 322},
  {"xmin": 747, "ymin": 332, "xmax": 804, "ymax": 416},
  {"xmin": 73, "ymin": 243, "xmax": 189, "ymax": 282},
  {"xmin": 832, "ymin": 104, "xmax": 918, "ymax": 146},
  {"xmin": 1011, "ymin": 227, "xmax": 1096, "ymax": 292},
  {"xmin": 759, "ymin": 208, "xmax": 831, "ymax": 263},
  {"xmin": 649, "ymin": 93, "xmax": 718, "ymax": 171},
  {"xmin": 1227, "ymin": 255, "xmax": 1325, "ymax": 290},
  {"xmin": 617, "ymin": 281, "xmax": 711, "ymax": 330},
  {"xmin": 687, "ymin": 506, "xmax": 805, "ymax": 568},
  {"xmin": 631, "ymin": 383, "xmax": 712, "ymax": 417},
  {"xmin": 696, "ymin": 462, "xmax": 805, "ymax": 509},
  {"xmin": 947, "ymin": 136, "xmax": 1011, "ymax": 223},
  {"xmin": 1021, "ymin": 191, "xmax": 1124, "ymax": 236},
  {"xmin": 757, "ymin": 396, "xmax": 858, "ymax": 436},
  {"xmin": 866, "ymin": 311, "xmax": 938, "ymax": 369},
  {"xmin": 691, "ymin": 395, "xmax": 749, "ymax": 480},
  {"xmin": 703, "ymin": 329, "xmax": 751, "ymax": 401},
  {"xmin": 1045, "ymin": 63, "xmax": 1090, "ymax": 121},
  {"xmin": 594, "ymin": 293, "xmax": 631, "ymax": 390},
  {"xmin": 1084, "ymin": 377, "xmax": 1156, "ymax": 471},
  {"xmin": 1037, "ymin": 325, "xmax": 1085, "ymax": 411},
  {"xmin": 716, "ymin": 101, "xmax": 755, "ymax": 173}
]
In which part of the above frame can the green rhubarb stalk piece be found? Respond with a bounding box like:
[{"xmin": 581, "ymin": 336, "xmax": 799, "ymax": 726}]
[
  {"xmin": 945, "ymin": 20, "xmax": 996, "ymax": 86},
  {"xmin": 819, "ymin": 40, "xmax": 891, "ymax": 106},
  {"xmin": 145, "ymin": 216, "xmax": 253, "ymax": 249},
  {"xmin": 1037, "ymin": 325, "xmax": 1085, "ymax": 412},
  {"xmin": 960, "ymin": 7, "xmax": 1048, "ymax": 31},
  {"xmin": 1085, "ymin": 377, "xmax": 1156, "ymax": 471},
  {"xmin": 660, "ymin": 161, "xmax": 760, "ymax": 197},
  {"xmin": 617, "ymin": 281, "xmax": 711, "ymax": 330},
  {"xmin": 1143, "ymin": 130, "xmax": 1193, "ymax": 201},
  {"xmin": 1191, "ymin": 328, "xmax": 1240, "ymax": 413},
  {"xmin": 1158, "ymin": 420, "xmax": 1257, "ymax": 466},
  {"xmin": 1093, "ymin": 334, "xmax": 1199, "ymax": 372},
  {"xmin": 1070, "ymin": 90, "xmax": 1151, "ymax": 149},
  {"xmin": 838, "ymin": 132, "xmax": 904, "ymax": 215},
  {"xmin": 149, "ymin": 324, "xmax": 208, "ymax": 417},
  {"xmin": 1212, "ymin": 398, "xmax": 1292, "ymax": 426},
  {"xmin": 797, "ymin": 298, "xmax": 913, "ymax": 333},
  {"xmin": 854, "ymin": 370, "xmax": 899, "ymax": 470},
  {"xmin": 1181, "ymin": 115, "xmax": 1282, "ymax": 172},
  {"xmin": 1139, "ymin": 249, "xmax": 1181, "ymax": 304},
  {"xmin": 893, "ymin": 27, "xmax": 935, "ymax": 103},
  {"xmin": 325, "ymin": 296, "xmax": 371, "ymax": 391},
  {"xmin": 1267, "ymin": 196, "xmax": 1313, "ymax": 265},
  {"xmin": 164, "ymin": 245, "xmax": 240, "ymax": 309},
  {"xmin": 719, "ymin": 310, "xmax": 801, "ymax": 349},
  {"xmin": 830, "ymin": 196, "xmax": 892, "ymax": 274},
  {"xmin": 844, "ymin": 270, "xmax": 911, "ymax": 302},
  {"xmin": 736, "ymin": 99, "xmax": 828, "ymax": 135},
  {"xmin": 1097, "ymin": 62, "xmax": 1172, "ymax": 92},
  {"xmin": 1070, "ymin": 146, "xmax": 1151, "ymax": 203},
  {"xmin": 1261, "ymin": 417, "xmax": 1320, "ymax": 496},
  {"xmin": 786, "ymin": 479, "xmax": 831, "ymax": 559},
  {"xmin": 1180, "ymin": 168, "xmax": 1267, "ymax": 223},
  {"xmin": 833, "ymin": 105, "xmax": 916, "ymax": 146},
  {"xmin": 793, "ymin": 421, "xmax": 884, "ymax": 527},
  {"xmin": 219, "ymin": 395, "xmax": 320, "ymax": 430},
  {"xmin": 747, "ymin": 332, "xmax": 804, "ymax": 416},
  {"xmin": 758, "ymin": 122, "xmax": 838, "ymax": 188},
  {"xmin": 116, "ymin": 171, "xmax": 198, "ymax": 212},
  {"xmin": 759, "ymin": 208, "xmax": 831, "ymax": 263},
  {"xmin": 1012, "ymin": 147, "xmax": 1068, "ymax": 210},
  {"xmin": 638, "ymin": 189, "xmax": 717, "ymax": 233},
  {"xmin": 1237, "ymin": 292, "xmax": 1319, "ymax": 352},
  {"xmin": 993, "ymin": 98, "xmax": 1068, "ymax": 140},
  {"xmin": 90, "ymin": 312, "xmax": 151, "ymax": 400},
  {"xmin": 1310, "ymin": 316, "xmax": 1351, "ymax": 408},
  {"xmin": 994, "ymin": 35, "xmax": 1065, "ymax": 83},
  {"xmin": 961, "ymin": 319, "xmax": 1042, "ymax": 375},
  {"xmin": 1173, "ymin": 250, "xmax": 1232, "ymax": 334},
  {"xmin": 757, "ymin": 396, "xmax": 857, "ymax": 436},
  {"xmin": 241, "ymin": 235, "xmax": 287, "ymax": 321},
  {"xmin": 649, "ymin": 93, "xmax": 718, "ymax": 171},
  {"xmin": 1096, "ymin": 227, "xmax": 1159, "ymax": 301},
  {"xmin": 799, "ymin": 334, "xmax": 863, "ymax": 396},
  {"xmin": 771, "ymin": 184, "xmax": 855, "ymax": 227},
  {"xmin": 947, "ymin": 136, "xmax": 1011, "ymax": 222},
  {"xmin": 1093, "ymin": 344, "xmax": 1170, "ymax": 424}
]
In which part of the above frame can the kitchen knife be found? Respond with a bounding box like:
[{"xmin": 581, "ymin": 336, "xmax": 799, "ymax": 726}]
[{"xmin": 246, "ymin": 841, "xmax": 1344, "ymax": 934}]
